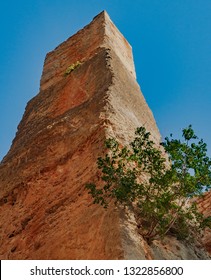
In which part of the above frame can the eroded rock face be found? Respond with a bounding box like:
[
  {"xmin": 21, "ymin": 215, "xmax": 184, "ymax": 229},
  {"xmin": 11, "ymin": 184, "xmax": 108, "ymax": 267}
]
[
  {"xmin": 197, "ymin": 192, "xmax": 211, "ymax": 254},
  {"xmin": 0, "ymin": 11, "xmax": 210, "ymax": 260}
]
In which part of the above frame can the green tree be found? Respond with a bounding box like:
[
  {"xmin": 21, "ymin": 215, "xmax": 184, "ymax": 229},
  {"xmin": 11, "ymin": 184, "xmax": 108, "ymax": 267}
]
[{"xmin": 86, "ymin": 126, "xmax": 211, "ymax": 243}]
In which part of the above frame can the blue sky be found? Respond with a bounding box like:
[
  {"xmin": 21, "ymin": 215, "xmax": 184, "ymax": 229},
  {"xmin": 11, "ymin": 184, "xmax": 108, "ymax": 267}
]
[{"xmin": 0, "ymin": 0, "xmax": 211, "ymax": 161}]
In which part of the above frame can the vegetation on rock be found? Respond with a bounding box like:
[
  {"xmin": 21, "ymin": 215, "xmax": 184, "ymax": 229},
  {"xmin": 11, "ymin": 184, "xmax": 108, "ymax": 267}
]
[
  {"xmin": 64, "ymin": 61, "xmax": 81, "ymax": 76},
  {"xmin": 86, "ymin": 125, "xmax": 211, "ymax": 242}
]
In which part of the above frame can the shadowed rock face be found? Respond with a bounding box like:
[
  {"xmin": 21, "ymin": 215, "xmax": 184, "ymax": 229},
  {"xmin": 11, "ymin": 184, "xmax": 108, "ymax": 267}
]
[
  {"xmin": 197, "ymin": 192, "xmax": 211, "ymax": 254},
  {"xmin": 0, "ymin": 11, "xmax": 210, "ymax": 260}
]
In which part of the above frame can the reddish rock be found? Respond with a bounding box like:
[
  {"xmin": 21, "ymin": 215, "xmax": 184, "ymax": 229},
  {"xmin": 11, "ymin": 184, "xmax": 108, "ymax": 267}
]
[
  {"xmin": 197, "ymin": 192, "xmax": 211, "ymax": 254},
  {"xmin": 0, "ymin": 11, "xmax": 210, "ymax": 260}
]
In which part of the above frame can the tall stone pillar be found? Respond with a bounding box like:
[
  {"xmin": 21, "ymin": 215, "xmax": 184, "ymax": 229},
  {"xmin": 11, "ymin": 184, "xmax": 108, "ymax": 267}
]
[{"xmin": 1, "ymin": 11, "xmax": 209, "ymax": 260}]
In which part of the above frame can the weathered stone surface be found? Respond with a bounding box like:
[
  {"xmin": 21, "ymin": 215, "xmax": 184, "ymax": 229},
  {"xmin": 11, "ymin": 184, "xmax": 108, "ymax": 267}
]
[
  {"xmin": 0, "ymin": 11, "xmax": 210, "ymax": 260},
  {"xmin": 197, "ymin": 191, "xmax": 211, "ymax": 254}
]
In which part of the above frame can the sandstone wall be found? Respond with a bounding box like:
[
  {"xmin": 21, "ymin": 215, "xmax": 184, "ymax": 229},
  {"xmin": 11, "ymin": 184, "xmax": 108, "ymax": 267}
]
[
  {"xmin": 0, "ymin": 11, "xmax": 158, "ymax": 260},
  {"xmin": 197, "ymin": 191, "xmax": 211, "ymax": 253},
  {"xmin": 0, "ymin": 11, "xmax": 210, "ymax": 260}
]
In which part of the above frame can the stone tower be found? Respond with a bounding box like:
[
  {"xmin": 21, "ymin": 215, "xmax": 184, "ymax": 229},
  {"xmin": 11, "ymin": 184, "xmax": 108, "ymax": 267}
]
[{"xmin": 0, "ymin": 11, "xmax": 209, "ymax": 259}]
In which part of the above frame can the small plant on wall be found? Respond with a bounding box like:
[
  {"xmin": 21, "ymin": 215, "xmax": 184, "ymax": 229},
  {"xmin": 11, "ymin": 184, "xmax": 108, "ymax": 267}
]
[{"xmin": 64, "ymin": 61, "xmax": 81, "ymax": 76}]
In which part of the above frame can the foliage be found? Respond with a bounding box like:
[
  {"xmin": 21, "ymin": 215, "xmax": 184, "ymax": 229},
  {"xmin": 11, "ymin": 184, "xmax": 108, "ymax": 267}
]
[
  {"xmin": 86, "ymin": 125, "xmax": 211, "ymax": 242},
  {"xmin": 64, "ymin": 61, "xmax": 81, "ymax": 76}
]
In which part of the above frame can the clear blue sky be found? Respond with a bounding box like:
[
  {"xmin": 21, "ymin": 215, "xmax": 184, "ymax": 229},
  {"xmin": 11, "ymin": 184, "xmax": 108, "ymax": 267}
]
[{"xmin": 0, "ymin": 0, "xmax": 211, "ymax": 161}]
